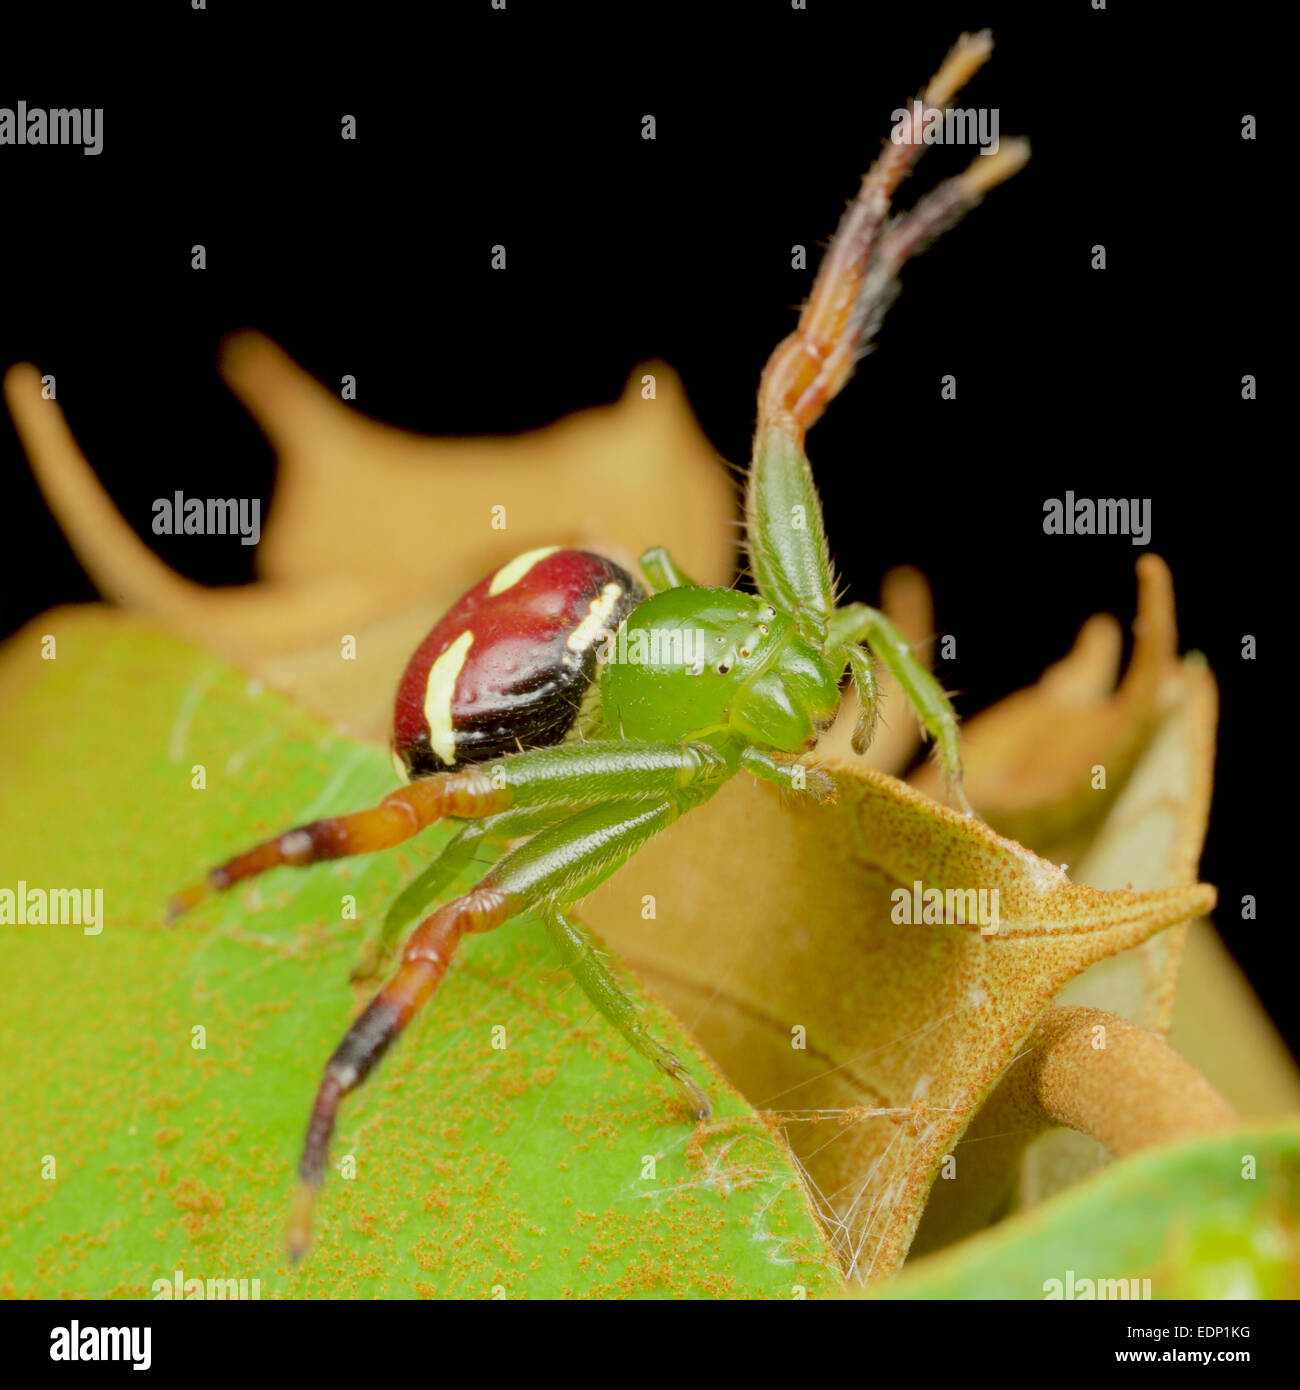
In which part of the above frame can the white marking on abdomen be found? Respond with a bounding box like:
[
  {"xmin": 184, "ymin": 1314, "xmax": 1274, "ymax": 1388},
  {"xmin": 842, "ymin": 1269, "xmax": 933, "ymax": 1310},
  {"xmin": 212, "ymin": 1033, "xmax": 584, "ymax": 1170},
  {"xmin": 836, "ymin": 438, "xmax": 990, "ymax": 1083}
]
[
  {"xmin": 424, "ymin": 630, "xmax": 474, "ymax": 765},
  {"xmin": 567, "ymin": 582, "xmax": 624, "ymax": 654},
  {"xmin": 487, "ymin": 545, "xmax": 560, "ymax": 597}
]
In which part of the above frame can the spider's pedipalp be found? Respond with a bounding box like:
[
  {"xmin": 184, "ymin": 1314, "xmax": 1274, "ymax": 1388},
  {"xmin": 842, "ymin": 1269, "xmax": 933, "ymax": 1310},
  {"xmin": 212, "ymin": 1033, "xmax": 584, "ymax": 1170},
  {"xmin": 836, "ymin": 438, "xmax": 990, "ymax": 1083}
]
[
  {"xmin": 835, "ymin": 607, "xmax": 974, "ymax": 816},
  {"xmin": 840, "ymin": 645, "xmax": 880, "ymax": 756}
]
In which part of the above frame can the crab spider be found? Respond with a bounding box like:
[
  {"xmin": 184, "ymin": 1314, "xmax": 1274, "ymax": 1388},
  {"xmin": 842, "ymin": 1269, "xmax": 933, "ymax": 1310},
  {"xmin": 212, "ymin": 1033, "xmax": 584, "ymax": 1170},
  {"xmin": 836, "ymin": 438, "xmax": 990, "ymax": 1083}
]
[{"xmin": 168, "ymin": 31, "xmax": 1027, "ymax": 1261}]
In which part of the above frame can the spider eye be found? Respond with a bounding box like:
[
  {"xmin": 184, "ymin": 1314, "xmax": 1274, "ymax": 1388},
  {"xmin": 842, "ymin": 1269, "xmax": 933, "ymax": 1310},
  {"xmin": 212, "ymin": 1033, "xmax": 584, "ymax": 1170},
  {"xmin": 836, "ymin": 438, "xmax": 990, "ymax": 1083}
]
[
  {"xmin": 687, "ymin": 662, "xmax": 704, "ymax": 676},
  {"xmin": 739, "ymin": 648, "xmax": 751, "ymax": 659},
  {"xmin": 716, "ymin": 660, "xmax": 732, "ymax": 675},
  {"xmin": 765, "ymin": 605, "xmax": 776, "ymax": 619}
]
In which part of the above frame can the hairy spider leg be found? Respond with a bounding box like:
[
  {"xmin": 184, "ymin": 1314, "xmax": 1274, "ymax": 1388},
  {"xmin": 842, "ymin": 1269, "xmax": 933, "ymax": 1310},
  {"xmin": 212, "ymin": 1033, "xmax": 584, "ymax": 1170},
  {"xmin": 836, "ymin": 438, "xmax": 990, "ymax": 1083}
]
[
  {"xmin": 539, "ymin": 900, "xmax": 710, "ymax": 1119},
  {"xmin": 744, "ymin": 31, "xmax": 1025, "ymax": 803},
  {"xmin": 757, "ymin": 29, "xmax": 1023, "ymax": 438},
  {"xmin": 167, "ymin": 739, "xmax": 734, "ymax": 922},
  {"xmin": 362, "ymin": 748, "xmax": 836, "ymax": 984},
  {"xmin": 744, "ymin": 423, "xmax": 969, "ymax": 810},
  {"xmin": 288, "ymin": 787, "xmax": 726, "ymax": 1260},
  {"xmin": 744, "ymin": 423, "xmax": 837, "ymax": 648},
  {"xmin": 165, "ymin": 768, "xmax": 508, "ymax": 921}
]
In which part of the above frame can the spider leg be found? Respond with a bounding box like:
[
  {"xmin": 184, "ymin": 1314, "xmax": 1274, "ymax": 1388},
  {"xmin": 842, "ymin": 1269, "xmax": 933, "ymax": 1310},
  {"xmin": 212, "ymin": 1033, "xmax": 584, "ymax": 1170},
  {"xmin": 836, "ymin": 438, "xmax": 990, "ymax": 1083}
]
[
  {"xmin": 166, "ymin": 767, "xmax": 508, "ymax": 921},
  {"xmin": 832, "ymin": 606, "xmax": 972, "ymax": 814},
  {"xmin": 745, "ymin": 33, "xmax": 1026, "ymax": 647},
  {"xmin": 167, "ymin": 738, "xmax": 733, "ymax": 921},
  {"xmin": 538, "ymin": 900, "xmax": 710, "ymax": 1119},
  {"xmin": 351, "ymin": 801, "xmax": 571, "ymax": 986},
  {"xmin": 288, "ymin": 787, "xmax": 725, "ymax": 1261},
  {"xmin": 757, "ymin": 30, "xmax": 1025, "ymax": 435},
  {"xmin": 744, "ymin": 425, "xmax": 836, "ymax": 647},
  {"xmin": 289, "ymin": 881, "xmax": 516, "ymax": 1262}
]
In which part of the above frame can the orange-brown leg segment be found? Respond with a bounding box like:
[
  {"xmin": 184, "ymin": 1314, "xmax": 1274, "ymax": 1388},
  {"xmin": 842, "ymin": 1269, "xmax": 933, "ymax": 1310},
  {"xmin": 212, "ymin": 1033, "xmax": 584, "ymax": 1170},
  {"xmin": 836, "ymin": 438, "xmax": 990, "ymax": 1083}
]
[
  {"xmin": 166, "ymin": 768, "xmax": 508, "ymax": 921},
  {"xmin": 757, "ymin": 29, "xmax": 1026, "ymax": 438},
  {"xmin": 288, "ymin": 883, "xmax": 518, "ymax": 1261}
]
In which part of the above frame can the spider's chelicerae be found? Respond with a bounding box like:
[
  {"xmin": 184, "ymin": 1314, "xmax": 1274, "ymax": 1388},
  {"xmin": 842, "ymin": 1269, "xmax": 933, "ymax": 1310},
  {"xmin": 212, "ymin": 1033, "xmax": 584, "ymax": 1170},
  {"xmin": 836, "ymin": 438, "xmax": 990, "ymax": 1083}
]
[{"xmin": 169, "ymin": 32, "xmax": 1028, "ymax": 1261}]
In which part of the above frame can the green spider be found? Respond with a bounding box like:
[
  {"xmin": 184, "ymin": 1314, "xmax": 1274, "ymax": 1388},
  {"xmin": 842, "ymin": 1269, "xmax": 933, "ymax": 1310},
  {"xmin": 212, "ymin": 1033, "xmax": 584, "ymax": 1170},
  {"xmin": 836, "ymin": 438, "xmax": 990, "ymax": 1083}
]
[{"xmin": 168, "ymin": 33, "xmax": 1027, "ymax": 1260}]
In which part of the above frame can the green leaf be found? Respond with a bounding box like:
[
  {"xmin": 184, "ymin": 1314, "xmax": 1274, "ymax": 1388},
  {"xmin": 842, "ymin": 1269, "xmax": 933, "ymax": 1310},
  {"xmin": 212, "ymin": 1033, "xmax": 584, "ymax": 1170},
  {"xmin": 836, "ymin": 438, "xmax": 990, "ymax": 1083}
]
[
  {"xmin": 0, "ymin": 608, "xmax": 840, "ymax": 1299},
  {"xmin": 869, "ymin": 1121, "xmax": 1300, "ymax": 1300}
]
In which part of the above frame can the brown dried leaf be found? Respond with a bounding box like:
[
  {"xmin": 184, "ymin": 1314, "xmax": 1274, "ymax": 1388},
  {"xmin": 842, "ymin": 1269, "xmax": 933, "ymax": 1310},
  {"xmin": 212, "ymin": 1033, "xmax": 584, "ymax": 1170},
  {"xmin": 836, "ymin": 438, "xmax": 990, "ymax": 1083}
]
[
  {"xmin": 911, "ymin": 609, "xmax": 1224, "ymax": 1248},
  {"xmin": 1046, "ymin": 657, "xmax": 1217, "ymax": 1034},
  {"xmin": 582, "ymin": 761, "xmax": 1214, "ymax": 1283},
  {"xmin": 911, "ymin": 554, "xmax": 1178, "ymax": 859}
]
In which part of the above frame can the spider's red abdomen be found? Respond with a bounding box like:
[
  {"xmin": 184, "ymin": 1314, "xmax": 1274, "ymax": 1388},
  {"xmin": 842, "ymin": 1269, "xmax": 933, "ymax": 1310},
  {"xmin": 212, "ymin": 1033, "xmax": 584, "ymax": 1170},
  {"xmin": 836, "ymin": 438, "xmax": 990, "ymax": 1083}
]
[{"xmin": 392, "ymin": 547, "xmax": 642, "ymax": 778}]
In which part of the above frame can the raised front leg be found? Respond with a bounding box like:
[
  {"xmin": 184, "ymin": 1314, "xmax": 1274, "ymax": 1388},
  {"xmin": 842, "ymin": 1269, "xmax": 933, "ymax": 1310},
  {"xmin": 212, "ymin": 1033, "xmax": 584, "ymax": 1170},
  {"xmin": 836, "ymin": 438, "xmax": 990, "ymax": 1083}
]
[
  {"xmin": 744, "ymin": 426, "xmax": 837, "ymax": 647},
  {"xmin": 756, "ymin": 30, "xmax": 1027, "ymax": 437},
  {"xmin": 745, "ymin": 30, "xmax": 1026, "ymax": 655}
]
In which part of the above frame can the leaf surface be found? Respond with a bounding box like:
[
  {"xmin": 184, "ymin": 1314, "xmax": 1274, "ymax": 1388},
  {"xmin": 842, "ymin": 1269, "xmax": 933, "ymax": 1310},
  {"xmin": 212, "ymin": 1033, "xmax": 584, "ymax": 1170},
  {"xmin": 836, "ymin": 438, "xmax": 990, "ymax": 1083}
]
[
  {"xmin": 0, "ymin": 610, "xmax": 839, "ymax": 1299},
  {"xmin": 871, "ymin": 1121, "xmax": 1300, "ymax": 1300}
]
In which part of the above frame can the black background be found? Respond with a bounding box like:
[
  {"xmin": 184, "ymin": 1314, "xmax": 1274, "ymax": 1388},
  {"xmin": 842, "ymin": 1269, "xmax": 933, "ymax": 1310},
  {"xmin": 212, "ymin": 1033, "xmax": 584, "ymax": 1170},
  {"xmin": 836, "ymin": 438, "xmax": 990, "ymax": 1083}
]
[
  {"xmin": 1, "ymin": 7, "xmax": 1281, "ymax": 1041},
  {"xmin": 0, "ymin": 1296, "xmax": 1287, "ymax": 1370}
]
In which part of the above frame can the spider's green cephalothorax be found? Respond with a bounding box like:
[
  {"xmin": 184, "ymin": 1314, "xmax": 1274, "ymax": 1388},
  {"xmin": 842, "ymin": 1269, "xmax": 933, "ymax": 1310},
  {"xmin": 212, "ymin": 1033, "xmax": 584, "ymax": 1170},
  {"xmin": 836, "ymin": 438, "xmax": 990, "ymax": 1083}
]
[
  {"xmin": 600, "ymin": 586, "xmax": 841, "ymax": 752},
  {"xmin": 168, "ymin": 31, "xmax": 1024, "ymax": 1261}
]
